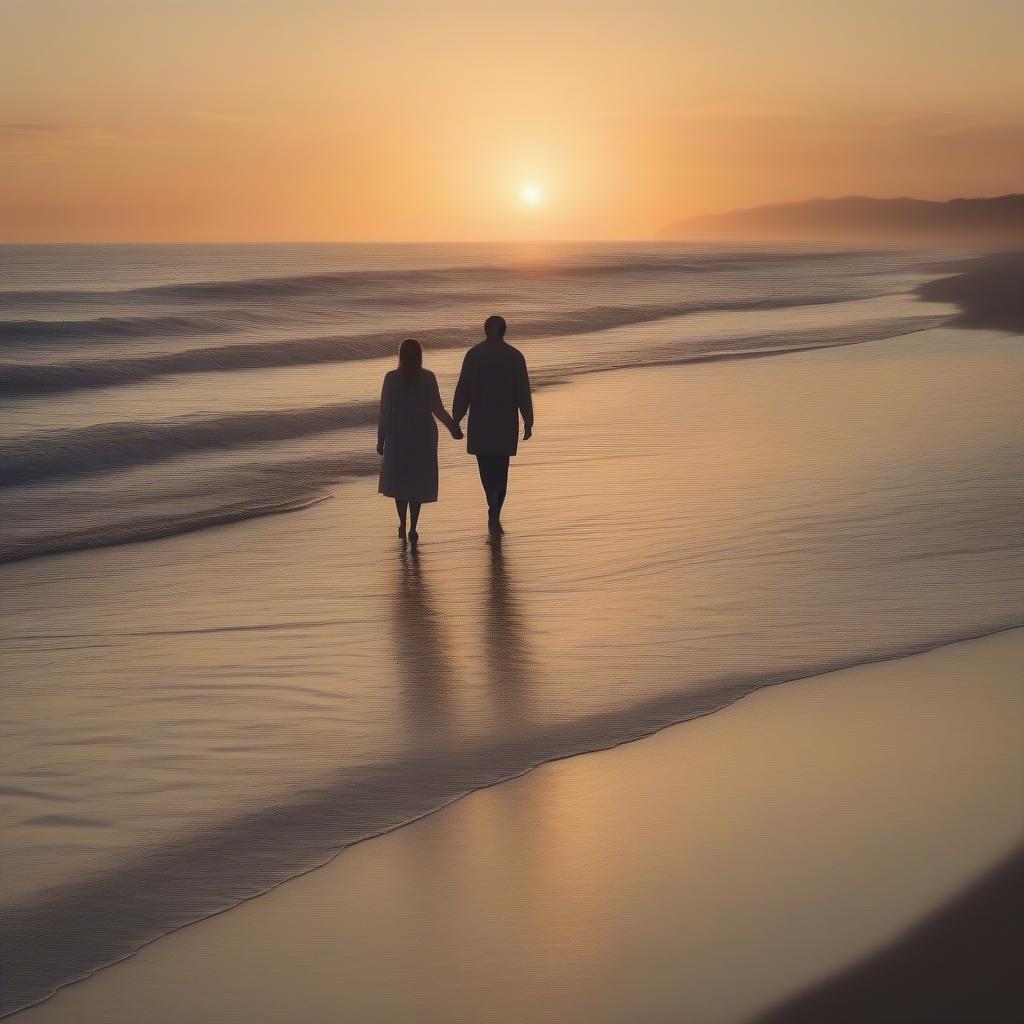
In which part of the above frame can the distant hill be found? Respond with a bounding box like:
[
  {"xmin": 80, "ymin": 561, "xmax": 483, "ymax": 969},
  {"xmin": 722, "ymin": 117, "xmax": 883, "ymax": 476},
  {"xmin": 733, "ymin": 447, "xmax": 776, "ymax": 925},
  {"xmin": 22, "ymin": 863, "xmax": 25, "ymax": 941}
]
[{"xmin": 660, "ymin": 194, "xmax": 1024, "ymax": 243}]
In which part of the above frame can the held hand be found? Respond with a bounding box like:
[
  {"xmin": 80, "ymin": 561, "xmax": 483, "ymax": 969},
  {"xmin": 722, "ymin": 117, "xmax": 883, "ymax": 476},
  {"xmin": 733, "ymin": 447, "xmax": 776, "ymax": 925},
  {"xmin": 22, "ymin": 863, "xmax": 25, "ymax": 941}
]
[
  {"xmin": 523, "ymin": 425, "xmax": 533, "ymax": 441},
  {"xmin": 452, "ymin": 426, "xmax": 464, "ymax": 440},
  {"xmin": 376, "ymin": 441, "xmax": 384, "ymax": 456}
]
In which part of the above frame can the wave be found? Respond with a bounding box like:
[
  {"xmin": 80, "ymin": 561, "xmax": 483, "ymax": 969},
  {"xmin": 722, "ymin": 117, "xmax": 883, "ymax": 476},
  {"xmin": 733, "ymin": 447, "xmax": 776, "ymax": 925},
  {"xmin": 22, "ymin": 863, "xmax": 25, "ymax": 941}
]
[
  {"xmin": 130, "ymin": 251, "xmax": 889, "ymax": 302},
  {"xmin": 0, "ymin": 314, "xmax": 240, "ymax": 345},
  {"xmin": 2, "ymin": 620, "xmax": 1020, "ymax": 1018},
  {"xmin": 620, "ymin": 314, "xmax": 945, "ymax": 371},
  {"xmin": 0, "ymin": 291, "xmax": 873, "ymax": 395},
  {"xmin": 0, "ymin": 403, "xmax": 378, "ymax": 488},
  {"xmin": 0, "ymin": 453, "xmax": 378, "ymax": 563},
  {"xmin": 0, "ymin": 248, "xmax": 893, "ymax": 309}
]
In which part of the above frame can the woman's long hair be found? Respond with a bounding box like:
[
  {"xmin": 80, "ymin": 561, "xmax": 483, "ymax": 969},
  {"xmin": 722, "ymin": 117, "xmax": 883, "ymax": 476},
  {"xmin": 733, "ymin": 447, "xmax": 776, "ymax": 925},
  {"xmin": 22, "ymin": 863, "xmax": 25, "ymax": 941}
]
[{"xmin": 398, "ymin": 338, "xmax": 423, "ymax": 381}]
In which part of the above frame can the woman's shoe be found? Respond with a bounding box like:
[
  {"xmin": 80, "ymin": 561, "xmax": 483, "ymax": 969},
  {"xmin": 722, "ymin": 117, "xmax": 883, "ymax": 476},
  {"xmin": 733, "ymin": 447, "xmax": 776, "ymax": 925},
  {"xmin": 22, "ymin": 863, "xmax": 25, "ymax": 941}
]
[
  {"xmin": 398, "ymin": 524, "xmax": 407, "ymax": 540},
  {"xmin": 408, "ymin": 530, "xmax": 419, "ymax": 544}
]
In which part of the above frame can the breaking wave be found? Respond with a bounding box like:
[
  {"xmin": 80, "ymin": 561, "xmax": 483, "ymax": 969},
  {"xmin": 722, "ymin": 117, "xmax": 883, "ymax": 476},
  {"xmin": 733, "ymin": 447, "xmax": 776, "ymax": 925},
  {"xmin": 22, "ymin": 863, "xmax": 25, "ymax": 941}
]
[{"xmin": 1, "ymin": 292, "xmax": 872, "ymax": 395}]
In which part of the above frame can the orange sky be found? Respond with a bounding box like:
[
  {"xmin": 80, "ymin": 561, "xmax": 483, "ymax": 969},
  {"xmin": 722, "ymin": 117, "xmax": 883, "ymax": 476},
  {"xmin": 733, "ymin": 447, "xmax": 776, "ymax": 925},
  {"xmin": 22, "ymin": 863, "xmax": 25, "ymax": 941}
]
[{"xmin": 2, "ymin": 0, "xmax": 1023, "ymax": 241}]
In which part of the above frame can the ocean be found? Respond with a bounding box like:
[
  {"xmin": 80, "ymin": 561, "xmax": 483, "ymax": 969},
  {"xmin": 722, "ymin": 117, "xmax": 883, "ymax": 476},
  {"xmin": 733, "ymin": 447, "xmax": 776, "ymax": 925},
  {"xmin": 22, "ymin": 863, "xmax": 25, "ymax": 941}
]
[
  {"xmin": 3, "ymin": 243, "xmax": 1023, "ymax": 1015},
  {"xmin": 0, "ymin": 243, "xmax": 939, "ymax": 561}
]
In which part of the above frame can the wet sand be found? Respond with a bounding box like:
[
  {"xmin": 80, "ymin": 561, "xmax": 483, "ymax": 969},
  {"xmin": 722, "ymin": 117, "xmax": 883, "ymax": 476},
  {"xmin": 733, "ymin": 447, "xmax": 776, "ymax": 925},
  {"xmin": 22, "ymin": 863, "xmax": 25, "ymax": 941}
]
[{"xmin": 14, "ymin": 626, "xmax": 1024, "ymax": 1024}]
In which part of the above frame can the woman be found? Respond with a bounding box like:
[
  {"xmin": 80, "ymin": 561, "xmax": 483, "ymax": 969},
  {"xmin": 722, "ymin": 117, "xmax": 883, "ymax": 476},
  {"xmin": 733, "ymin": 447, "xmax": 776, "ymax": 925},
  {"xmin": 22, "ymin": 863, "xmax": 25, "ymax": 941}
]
[{"xmin": 377, "ymin": 339, "xmax": 461, "ymax": 542}]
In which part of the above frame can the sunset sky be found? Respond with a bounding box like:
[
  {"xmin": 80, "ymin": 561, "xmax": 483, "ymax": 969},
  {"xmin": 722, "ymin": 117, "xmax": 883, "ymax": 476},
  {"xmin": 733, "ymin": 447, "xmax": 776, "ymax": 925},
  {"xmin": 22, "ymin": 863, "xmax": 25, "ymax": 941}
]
[{"xmin": 3, "ymin": 0, "xmax": 1023, "ymax": 242}]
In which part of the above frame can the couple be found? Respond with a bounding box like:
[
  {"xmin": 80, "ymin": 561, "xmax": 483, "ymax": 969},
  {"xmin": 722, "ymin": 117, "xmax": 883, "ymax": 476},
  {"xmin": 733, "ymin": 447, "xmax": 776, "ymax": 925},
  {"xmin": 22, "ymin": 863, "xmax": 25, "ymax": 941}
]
[{"xmin": 377, "ymin": 315, "xmax": 534, "ymax": 542}]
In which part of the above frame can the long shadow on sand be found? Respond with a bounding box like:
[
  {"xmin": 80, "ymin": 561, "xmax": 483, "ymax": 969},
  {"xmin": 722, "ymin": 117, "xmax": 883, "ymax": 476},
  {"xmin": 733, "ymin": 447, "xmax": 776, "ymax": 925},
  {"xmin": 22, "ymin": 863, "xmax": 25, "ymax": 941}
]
[
  {"xmin": 391, "ymin": 544, "xmax": 457, "ymax": 743},
  {"xmin": 389, "ymin": 537, "xmax": 536, "ymax": 741},
  {"xmin": 482, "ymin": 535, "xmax": 536, "ymax": 732}
]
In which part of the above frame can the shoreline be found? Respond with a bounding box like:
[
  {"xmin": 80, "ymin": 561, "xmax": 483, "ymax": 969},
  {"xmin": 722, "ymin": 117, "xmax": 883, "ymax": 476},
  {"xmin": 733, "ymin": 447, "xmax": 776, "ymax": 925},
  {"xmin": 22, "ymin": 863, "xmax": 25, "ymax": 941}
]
[
  {"xmin": 14, "ymin": 627, "xmax": 1024, "ymax": 1024},
  {"xmin": 8, "ymin": 619, "xmax": 1020, "ymax": 1019}
]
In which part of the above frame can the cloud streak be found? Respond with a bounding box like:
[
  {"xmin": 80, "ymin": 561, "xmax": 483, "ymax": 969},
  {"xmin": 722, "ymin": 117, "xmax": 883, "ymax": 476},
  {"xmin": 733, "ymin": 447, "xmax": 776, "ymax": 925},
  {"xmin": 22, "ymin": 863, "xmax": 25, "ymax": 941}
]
[{"xmin": 0, "ymin": 123, "xmax": 138, "ymax": 161}]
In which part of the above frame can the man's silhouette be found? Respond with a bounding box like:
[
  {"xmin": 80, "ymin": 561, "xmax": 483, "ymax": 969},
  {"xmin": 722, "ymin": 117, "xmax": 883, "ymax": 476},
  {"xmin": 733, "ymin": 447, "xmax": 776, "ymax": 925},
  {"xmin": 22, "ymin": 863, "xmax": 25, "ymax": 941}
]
[{"xmin": 453, "ymin": 315, "xmax": 533, "ymax": 532}]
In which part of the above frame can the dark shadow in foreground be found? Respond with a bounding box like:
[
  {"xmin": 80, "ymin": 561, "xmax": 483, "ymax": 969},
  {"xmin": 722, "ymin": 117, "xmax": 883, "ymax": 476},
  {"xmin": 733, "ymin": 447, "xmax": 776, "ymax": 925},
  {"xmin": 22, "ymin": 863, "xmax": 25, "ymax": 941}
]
[{"xmin": 753, "ymin": 843, "xmax": 1024, "ymax": 1024}]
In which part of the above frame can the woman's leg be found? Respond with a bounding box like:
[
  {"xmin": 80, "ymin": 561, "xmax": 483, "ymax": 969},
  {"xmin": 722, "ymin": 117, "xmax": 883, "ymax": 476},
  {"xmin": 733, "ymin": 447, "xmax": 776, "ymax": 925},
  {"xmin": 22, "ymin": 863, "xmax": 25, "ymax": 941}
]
[
  {"xmin": 395, "ymin": 499, "xmax": 408, "ymax": 538},
  {"xmin": 408, "ymin": 502, "xmax": 422, "ymax": 539}
]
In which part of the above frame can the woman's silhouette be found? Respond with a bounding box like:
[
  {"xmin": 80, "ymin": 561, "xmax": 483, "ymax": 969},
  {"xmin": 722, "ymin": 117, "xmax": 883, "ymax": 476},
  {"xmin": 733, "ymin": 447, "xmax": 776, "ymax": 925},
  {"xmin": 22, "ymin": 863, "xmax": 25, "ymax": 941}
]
[{"xmin": 377, "ymin": 339, "xmax": 461, "ymax": 542}]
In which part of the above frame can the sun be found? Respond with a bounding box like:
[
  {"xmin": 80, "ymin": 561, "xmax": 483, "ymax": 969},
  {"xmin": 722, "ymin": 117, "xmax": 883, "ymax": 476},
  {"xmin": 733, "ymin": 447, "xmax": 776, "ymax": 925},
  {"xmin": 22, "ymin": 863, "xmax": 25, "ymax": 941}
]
[{"xmin": 519, "ymin": 182, "xmax": 544, "ymax": 206}]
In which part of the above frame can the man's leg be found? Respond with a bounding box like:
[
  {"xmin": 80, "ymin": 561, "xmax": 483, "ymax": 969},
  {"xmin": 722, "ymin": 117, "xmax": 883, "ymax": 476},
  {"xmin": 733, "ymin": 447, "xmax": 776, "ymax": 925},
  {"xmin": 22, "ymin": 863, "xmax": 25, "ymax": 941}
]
[
  {"xmin": 476, "ymin": 454, "xmax": 510, "ymax": 521},
  {"xmin": 476, "ymin": 455, "xmax": 497, "ymax": 509},
  {"xmin": 491, "ymin": 456, "xmax": 509, "ymax": 516}
]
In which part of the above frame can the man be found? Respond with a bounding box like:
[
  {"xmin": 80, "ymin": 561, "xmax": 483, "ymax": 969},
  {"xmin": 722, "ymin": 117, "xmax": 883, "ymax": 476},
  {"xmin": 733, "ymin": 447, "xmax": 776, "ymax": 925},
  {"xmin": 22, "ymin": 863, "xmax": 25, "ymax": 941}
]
[{"xmin": 452, "ymin": 315, "xmax": 534, "ymax": 533}]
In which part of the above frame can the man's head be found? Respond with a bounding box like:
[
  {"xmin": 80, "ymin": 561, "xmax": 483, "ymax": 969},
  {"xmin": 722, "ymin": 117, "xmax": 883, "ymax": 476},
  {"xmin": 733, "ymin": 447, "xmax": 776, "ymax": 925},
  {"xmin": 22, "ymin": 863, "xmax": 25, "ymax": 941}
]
[{"xmin": 484, "ymin": 315, "xmax": 507, "ymax": 341}]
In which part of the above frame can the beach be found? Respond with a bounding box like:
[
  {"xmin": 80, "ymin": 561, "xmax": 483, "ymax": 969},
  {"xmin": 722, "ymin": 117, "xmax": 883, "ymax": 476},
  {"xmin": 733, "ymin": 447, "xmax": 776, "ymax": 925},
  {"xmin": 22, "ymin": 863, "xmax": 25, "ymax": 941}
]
[
  {"xmin": 3, "ymin": 246, "xmax": 1024, "ymax": 1019},
  {"xmin": 13, "ymin": 627, "xmax": 1024, "ymax": 1023}
]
